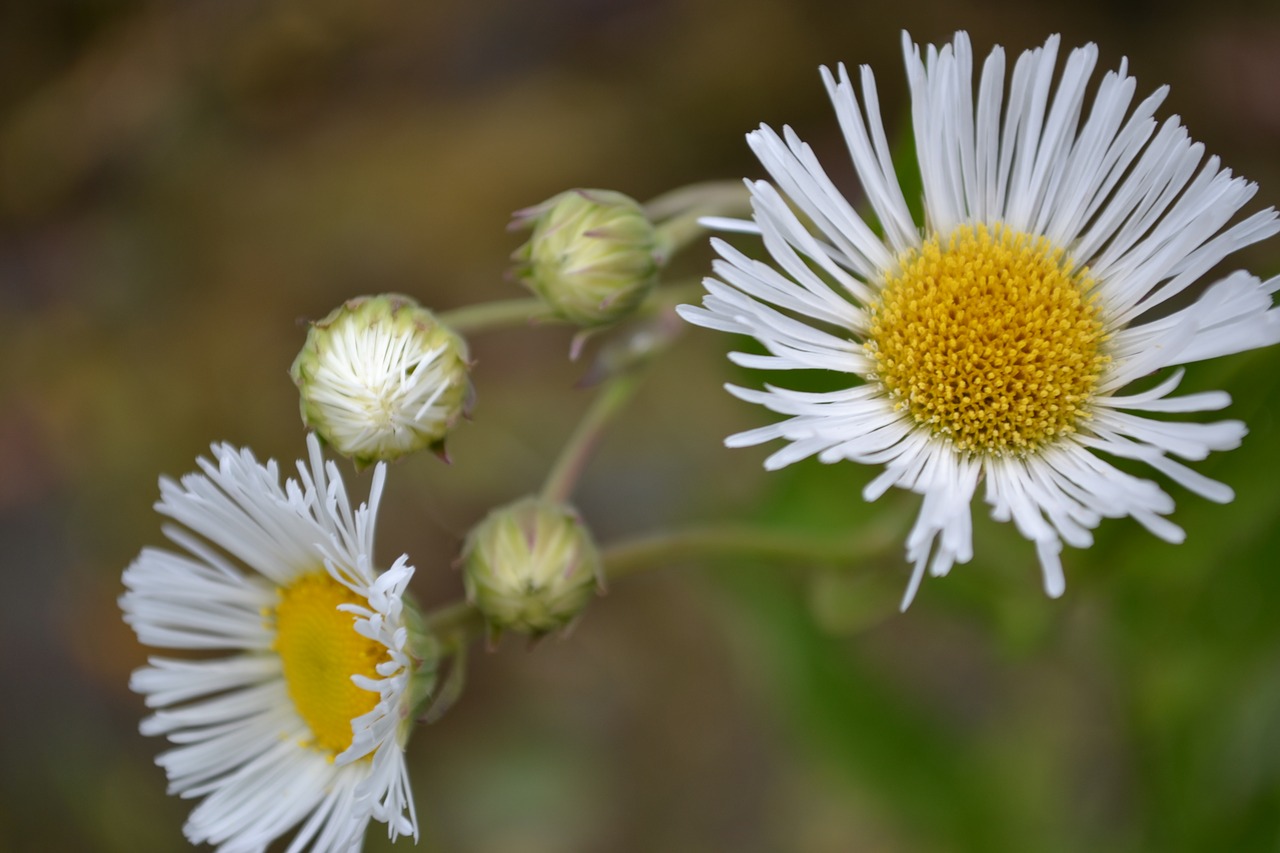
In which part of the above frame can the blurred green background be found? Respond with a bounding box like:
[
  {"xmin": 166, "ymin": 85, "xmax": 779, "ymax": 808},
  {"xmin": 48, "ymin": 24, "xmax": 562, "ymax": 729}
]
[{"xmin": 4, "ymin": 0, "xmax": 1280, "ymax": 851}]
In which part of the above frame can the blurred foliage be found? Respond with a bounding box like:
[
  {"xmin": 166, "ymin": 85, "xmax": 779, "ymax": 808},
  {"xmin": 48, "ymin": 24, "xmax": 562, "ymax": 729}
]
[{"xmin": 4, "ymin": 0, "xmax": 1280, "ymax": 851}]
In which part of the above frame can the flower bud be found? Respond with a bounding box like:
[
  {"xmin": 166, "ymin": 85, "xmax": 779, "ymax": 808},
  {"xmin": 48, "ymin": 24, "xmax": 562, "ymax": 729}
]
[
  {"xmin": 461, "ymin": 496, "xmax": 601, "ymax": 637},
  {"xmin": 510, "ymin": 189, "xmax": 664, "ymax": 326},
  {"xmin": 291, "ymin": 294, "xmax": 471, "ymax": 467}
]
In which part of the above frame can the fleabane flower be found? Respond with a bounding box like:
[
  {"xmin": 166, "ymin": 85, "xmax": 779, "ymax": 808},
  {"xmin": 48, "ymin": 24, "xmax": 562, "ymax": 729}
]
[
  {"xmin": 120, "ymin": 434, "xmax": 427, "ymax": 851},
  {"xmin": 292, "ymin": 294, "xmax": 472, "ymax": 467},
  {"xmin": 679, "ymin": 32, "xmax": 1280, "ymax": 608}
]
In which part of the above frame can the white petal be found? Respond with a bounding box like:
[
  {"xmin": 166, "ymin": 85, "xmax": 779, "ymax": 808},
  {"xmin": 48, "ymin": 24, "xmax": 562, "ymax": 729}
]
[
  {"xmin": 121, "ymin": 437, "xmax": 419, "ymax": 850},
  {"xmin": 687, "ymin": 31, "xmax": 1279, "ymax": 608}
]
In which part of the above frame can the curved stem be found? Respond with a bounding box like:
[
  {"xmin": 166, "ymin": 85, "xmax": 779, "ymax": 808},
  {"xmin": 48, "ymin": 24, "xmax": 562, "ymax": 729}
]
[
  {"xmin": 437, "ymin": 298, "xmax": 556, "ymax": 335},
  {"xmin": 645, "ymin": 180, "xmax": 752, "ymax": 258},
  {"xmin": 540, "ymin": 372, "xmax": 643, "ymax": 505},
  {"xmin": 421, "ymin": 599, "xmax": 485, "ymax": 656},
  {"xmin": 644, "ymin": 180, "xmax": 752, "ymax": 221}
]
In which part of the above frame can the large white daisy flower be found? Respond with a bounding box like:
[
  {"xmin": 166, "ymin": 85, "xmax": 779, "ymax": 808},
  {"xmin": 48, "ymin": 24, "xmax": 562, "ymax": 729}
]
[
  {"xmin": 120, "ymin": 434, "xmax": 421, "ymax": 851},
  {"xmin": 679, "ymin": 32, "xmax": 1280, "ymax": 608}
]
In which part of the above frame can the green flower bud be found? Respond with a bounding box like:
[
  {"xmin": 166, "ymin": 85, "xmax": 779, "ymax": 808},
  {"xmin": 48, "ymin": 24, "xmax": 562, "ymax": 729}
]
[
  {"xmin": 291, "ymin": 294, "xmax": 471, "ymax": 467},
  {"xmin": 511, "ymin": 189, "xmax": 665, "ymax": 326},
  {"xmin": 461, "ymin": 496, "xmax": 601, "ymax": 637}
]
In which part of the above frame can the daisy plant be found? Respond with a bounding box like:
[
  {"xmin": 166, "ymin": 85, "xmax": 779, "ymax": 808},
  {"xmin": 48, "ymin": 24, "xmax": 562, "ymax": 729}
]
[
  {"xmin": 118, "ymin": 29, "xmax": 1280, "ymax": 852},
  {"xmin": 120, "ymin": 179, "xmax": 756, "ymax": 851}
]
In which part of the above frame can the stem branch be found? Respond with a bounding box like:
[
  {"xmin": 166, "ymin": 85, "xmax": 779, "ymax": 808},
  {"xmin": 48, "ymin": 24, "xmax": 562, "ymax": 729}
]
[
  {"xmin": 438, "ymin": 298, "xmax": 556, "ymax": 335},
  {"xmin": 645, "ymin": 181, "xmax": 753, "ymax": 257},
  {"xmin": 419, "ymin": 518, "xmax": 907, "ymax": 648},
  {"xmin": 601, "ymin": 522, "xmax": 904, "ymax": 584},
  {"xmin": 420, "ymin": 600, "xmax": 485, "ymax": 656},
  {"xmin": 540, "ymin": 373, "xmax": 643, "ymax": 504}
]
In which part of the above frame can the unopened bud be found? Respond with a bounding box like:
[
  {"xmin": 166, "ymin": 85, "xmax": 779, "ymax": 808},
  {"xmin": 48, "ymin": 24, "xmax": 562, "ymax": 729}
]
[
  {"xmin": 461, "ymin": 496, "xmax": 601, "ymax": 637},
  {"xmin": 291, "ymin": 294, "xmax": 471, "ymax": 467},
  {"xmin": 511, "ymin": 189, "xmax": 664, "ymax": 326}
]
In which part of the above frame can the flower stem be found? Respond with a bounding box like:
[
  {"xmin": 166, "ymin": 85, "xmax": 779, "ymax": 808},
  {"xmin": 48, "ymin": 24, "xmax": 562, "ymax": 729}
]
[
  {"xmin": 540, "ymin": 372, "xmax": 644, "ymax": 505},
  {"xmin": 600, "ymin": 522, "xmax": 906, "ymax": 583},
  {"xmin": 437, "ymin": 298, "xmax": 557, "ymax": 335},
  {"xmin": 421, "ymin": 599, "xmax": 485, "ymax": 656},
  {"xmin": 646, "ymin": 181, "xmax": 752, "ymax": 258},
  {"xmin": 419, "ymin": 517, "xmax": 908, "ymax": 648}
]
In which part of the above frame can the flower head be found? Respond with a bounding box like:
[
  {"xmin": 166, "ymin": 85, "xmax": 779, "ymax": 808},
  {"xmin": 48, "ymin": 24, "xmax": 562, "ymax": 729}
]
[
  {"xmin": 120, "ymin": 434, "xmax": 427, "ymax": 851},
  {"xmin": 679, "ymin": 32, "xmax": 1280, "ymax": 607},
  {"xmin": 511, "ymin": 189, "xmax": 664, "ymax": 326},
  {"xmin": 292, "ymin": 294, "xmax": 472, "ymax": 467},
  {"xmin": 461, "ymin": 496, "xmax": 601, "ymax": 637}
]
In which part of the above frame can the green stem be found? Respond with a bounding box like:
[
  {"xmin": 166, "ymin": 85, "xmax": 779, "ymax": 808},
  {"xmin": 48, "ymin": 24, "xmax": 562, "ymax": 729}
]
[
  {"xmin": 645, "ymin": 181, "xmax": 752, "ymax": 258},
  {"xmin": 419, "ymin": 518, "xmax": 907, "ymax": 648},
  {"xmin": 600, "ymin": 523, "xmax": 906, "ymax": 584},
  {"xmin": 421, "ymin": 599, "xmax": 485, "ymax": 656},
  {"xmin": 644, "ymin": 180, "xmax": 752, "ymax": 222},
  {"xmin": 437, "ymin": 297, "xmax": 556, "ymax": 335},
  {"xmin": 540, "ymin": 373, "xmax": 643, "ymax": 505},
  {"xmin": 653, "ymin": 212, "xmax": 710, "ymax": 257}
]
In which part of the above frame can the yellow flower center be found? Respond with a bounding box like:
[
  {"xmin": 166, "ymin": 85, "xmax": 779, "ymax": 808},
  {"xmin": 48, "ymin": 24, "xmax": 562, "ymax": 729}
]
[
  {"xmin": 866, "ymin": 223, "xmax": 1109, "ymax": 455},
  {"xmin": 273, "ymin": 571, "xmax": 384, "ymax": 755}
]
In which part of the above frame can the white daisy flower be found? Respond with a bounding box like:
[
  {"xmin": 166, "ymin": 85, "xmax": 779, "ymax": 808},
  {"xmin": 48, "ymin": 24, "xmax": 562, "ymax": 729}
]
[
  {"xmin": 120, "ymin": 434, "xmax": 423, "ymax": 851},
  {"xmin": 292, "ymin": 294, "xmax": 472, "ymax": 467},
  {"xmin": 679, "ymin": 32, "xmax": 1280, "ymax": 608}
]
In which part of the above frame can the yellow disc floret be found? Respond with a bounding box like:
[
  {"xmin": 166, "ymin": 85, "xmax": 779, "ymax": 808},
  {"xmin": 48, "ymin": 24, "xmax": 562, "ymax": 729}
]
[
  {"xmin": 866, "ymin": 223, "xmax": 1109, "ymax": 455},
  {"xmin": 273, "ymin": 571, "xmax": 385, "ymax": 755}
]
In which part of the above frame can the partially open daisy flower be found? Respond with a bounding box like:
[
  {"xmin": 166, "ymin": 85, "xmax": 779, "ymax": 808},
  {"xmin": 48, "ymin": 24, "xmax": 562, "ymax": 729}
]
[
  {"xmin": 120, "ymin": 434, "xmax": 426, "ymax": 851},
  {"xmin": 679, "ymin": 32, "xmax": 1280, "ymax": 608},
  {"xmin": 292, "ymin": 294, "xmax": 472, "ymax": 467}
]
